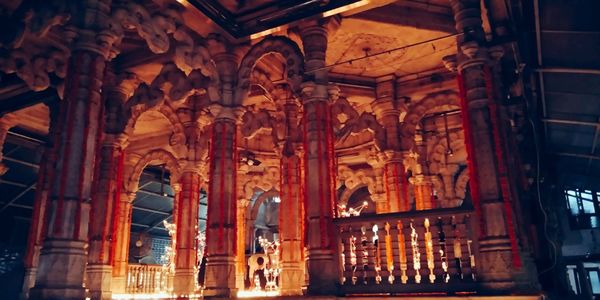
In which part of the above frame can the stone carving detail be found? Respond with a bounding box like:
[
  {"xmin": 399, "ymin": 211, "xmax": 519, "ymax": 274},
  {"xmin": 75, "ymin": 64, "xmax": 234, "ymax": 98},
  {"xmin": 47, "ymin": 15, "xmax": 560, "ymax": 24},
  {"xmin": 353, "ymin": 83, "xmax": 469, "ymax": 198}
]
[
  {"xmin": 242, "ymin": 167, "xmax": 281, "ymax": 200},
  {"xmin": 338, "ymin": 165, "xmax": 376, "ymax": 198},
  {"xmin": 236, "ymin": 36, "xmax": 304, "ymax": 105},
  {"xmin": 330, "ymin": 97, "xmax": 359, "ymax": 131},
  {"xmin": 172, "ymin": 27, "xmax": 220, "ymax": 101},
  {"xmin": 126, "ymin": 149, "xmax": 182, "ymax": 193},
  {"xmin": 336, "ymin": 111, "xmax": 385, "ymax": 150},
  {"xmin": 454, "ymin": 168, "xmax": 469, "ymax": 200},
  {"xmin": 0, "ymin": 0, "xmax": 70, "ymax": 48},
  {"xmin": 0, "ymin": 48, "xmax": 68, "ymax": 91},
  {"xmin": 124, "ymin": 100, "xmax": 187, "ymax": 147},
  {"xmin": 240, "ymin": 109, "xmax": 284, "ymax": 148},
  {"xmin": 111, "ymin": 3, "xmax": 181, "ymax": 54},
  {"xmin": 400, "ymin": 91, "xmax": 460, "ymax": 150}
]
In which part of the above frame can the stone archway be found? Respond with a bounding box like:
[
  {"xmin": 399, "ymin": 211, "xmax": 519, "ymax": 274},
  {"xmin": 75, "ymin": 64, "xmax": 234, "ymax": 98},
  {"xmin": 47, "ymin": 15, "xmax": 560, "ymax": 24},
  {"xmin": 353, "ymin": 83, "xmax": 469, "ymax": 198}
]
[
  {"xmin": 235, "ymin": 36, "xmax": 304, "ymax": 105},
  {"xmin": 400, "ymin": 91, "xmax": 460, "ymax": 150},
  {"xmin": 125, "ymin": 148, "xmax": 182, "ymax": 194},
  {"xmin": 124, "ymin": 102, "xmax": 187, "ymax": 147}
]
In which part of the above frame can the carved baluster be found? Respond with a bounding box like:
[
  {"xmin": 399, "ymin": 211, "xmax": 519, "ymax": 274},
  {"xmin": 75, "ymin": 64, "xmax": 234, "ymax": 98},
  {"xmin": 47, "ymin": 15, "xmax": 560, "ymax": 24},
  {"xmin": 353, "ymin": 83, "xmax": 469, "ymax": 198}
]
[
  {"xmin": 410, "ymin": 222, "xmax": 422, "ymax": 283},
  {"xmin": 396, "ymin": 221, "xmax": 408, "ymax": 284},
  {"xmin": 463, "ymin": 216, "xmax": 477, "ymax": 281},
  {"xmin": 350, "ymin": 231, "xmax": 358, "ymax": 285},
  {"xmin": 340, "ymin": 226, "xmax": 349, "ymax": 285},
  {"xmin": 452, "ymin": 216, "xmax": 464, "ymax": 281},
  {"xmin": 373, "ymin": 224, "xmax": 382, "ymax": 284},
  {"xmin": 360, "ymin": 225, "xmax": 369, "ymax": 284},
  {"xmin": 424, "ymin": 218, "xmax": 435, "ymax": 283},
  {"xmin": 437, "ymin": 217, "xmax": 449, "ymax": 283},
  {"xmin": 384, "ymin": 222, "xmax": 395, "ymax": 284}
]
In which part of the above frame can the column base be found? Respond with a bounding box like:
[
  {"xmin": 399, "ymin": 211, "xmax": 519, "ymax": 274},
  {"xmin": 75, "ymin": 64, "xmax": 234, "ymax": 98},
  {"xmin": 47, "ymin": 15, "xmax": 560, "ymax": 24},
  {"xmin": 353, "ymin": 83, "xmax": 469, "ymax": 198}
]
[
  {"xmin": 204, "ymin": 255, "xmax": 237, "ymax": 298},
  {"xmin": 173, "ymin": 269, "xmax": 197, "ymax": 296},
  {"xmin": 30, "ymin": 239, "xmax": 87, "ymax": 300},
  {"xmin": 306, "ymin": 249, "xmax": 338, "ymax": 296},
  {"xmin": 478, "ymin": 237, "xmax": 521, "ymax": 293},
  {"xmin": 21, "ymin": 267, "xmax": 37, "ymax": 300},
  {"xmin": 87, "ymin": 264, "xmax": 113, "ymax": 300},
  {"xmin": 279, "ymin": 266, "xmax": 304, "ymax": 296},
  {"xmin": 111, "ymin": 276, "xmax": 127, "ymax": 294}
]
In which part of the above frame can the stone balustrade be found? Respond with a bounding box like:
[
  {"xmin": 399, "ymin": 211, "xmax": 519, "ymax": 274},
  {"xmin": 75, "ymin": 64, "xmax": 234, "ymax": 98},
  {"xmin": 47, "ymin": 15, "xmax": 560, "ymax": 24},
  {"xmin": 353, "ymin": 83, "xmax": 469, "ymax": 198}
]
[
  {"xmin": 335, "ymin": 206, "xmax": 477, "ymax": 296},
  {"xmin": 125, "ymin": 263, "xmax": 171, "ymax": 295}
]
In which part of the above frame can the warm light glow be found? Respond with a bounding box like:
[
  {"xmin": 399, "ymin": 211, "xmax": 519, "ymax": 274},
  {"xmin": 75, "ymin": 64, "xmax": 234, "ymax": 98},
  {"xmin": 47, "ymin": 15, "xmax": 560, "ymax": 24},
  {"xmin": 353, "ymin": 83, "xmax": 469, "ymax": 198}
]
[
  {"xmin": 236, "ymin": 290, "xmax": 280, "ymax": 298},
  {"xmin": 112, "ymin": 293, "xmax": 202, "ymax": 300}
]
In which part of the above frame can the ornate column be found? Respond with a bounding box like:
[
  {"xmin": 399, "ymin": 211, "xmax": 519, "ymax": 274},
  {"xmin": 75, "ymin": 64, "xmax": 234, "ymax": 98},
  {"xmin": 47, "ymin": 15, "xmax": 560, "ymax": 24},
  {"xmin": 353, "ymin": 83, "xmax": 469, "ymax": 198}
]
[
  {"xmin": 111, "ymin": 192, "xmax": 135, "ymax": 293},
  {"xmin": 366, "ymin": 151, "xmax": 387, "ymax": 213},
  {"xmin": 411, "ymin": 140, "xmax": 435, "ymax": 210},
  {"xmin": 0, "ymin": 113, "xmax": 16, "ymax": 176},
  {"xmin": 448, "ymin": 0, "xmax": 535, "ymax": 292},
  {"xmin": 87, "ymin": 134, "xmax": 128, "ymax": 299},
  {"xmin": 173, "ymin": 169, "xmax": 201, "ymax": 295},
  {"xmin": 235, "ymin": 168, "xmax": 249, "ymax": 290},
  {"xmin": 21, "ymin": 104, "xmax": 58, "ymax": 299},
  {"xmin": 30, "ymin": 7, "xmax": 119, "ymax": 296},
  {"xmin": 204, "ymin": 106, "xmax": 240, "ymax": 297},
  {"xmin": 279, "ymin": 151, "xmax": 304, "ymax": 295},
  {"xmin": 299, "ymin": 18, "xmax": 340, "ymax": 295},
  {"xmin": 372, "ymin": 76, "xmax": 410, "ymax": 212}
]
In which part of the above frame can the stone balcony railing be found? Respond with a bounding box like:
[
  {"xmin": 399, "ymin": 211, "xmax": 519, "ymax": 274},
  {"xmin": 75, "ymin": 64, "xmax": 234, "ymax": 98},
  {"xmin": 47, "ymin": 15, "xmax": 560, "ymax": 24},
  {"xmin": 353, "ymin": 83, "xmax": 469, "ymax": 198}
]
[
  {"xmin": 126, "ymin": 263, "xmax": 171, "ymax": 294},
  {"xmin": 334, "ymin": 206, "xmax": 478, "ymax": 296}
]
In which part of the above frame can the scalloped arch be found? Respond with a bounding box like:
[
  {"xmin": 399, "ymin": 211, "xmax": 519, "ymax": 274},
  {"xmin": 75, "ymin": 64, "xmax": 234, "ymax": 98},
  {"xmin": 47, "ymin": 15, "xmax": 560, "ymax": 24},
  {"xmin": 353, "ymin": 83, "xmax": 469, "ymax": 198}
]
[
  {"xmin": 124, "ymin": 103, "xmax": 187, "ymax": 146},
  {"xmin": 400, "ymin": 91, "xmax": 460, "ymax": 150},
  {"xmin": 235, "ymin": 36, "xmax": 304, "ymax": 105},
  {"xmin": 126, "ymin": 149, "xmax": 182, "ymax": 194}
]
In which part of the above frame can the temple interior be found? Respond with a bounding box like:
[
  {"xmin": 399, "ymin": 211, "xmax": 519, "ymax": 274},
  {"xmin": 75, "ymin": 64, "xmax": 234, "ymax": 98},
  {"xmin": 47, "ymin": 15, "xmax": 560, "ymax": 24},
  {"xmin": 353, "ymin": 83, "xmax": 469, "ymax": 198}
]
[{"xmin": 0, "ymin": 0, "xmax": 599, "ymax": 299}]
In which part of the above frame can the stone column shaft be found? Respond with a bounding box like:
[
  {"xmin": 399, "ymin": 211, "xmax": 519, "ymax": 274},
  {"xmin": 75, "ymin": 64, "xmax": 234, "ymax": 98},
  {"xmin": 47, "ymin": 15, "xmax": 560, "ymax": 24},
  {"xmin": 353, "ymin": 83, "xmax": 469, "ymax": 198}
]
[
  {"xmin": 87, "ymin": 136, "xmax": 126, "ymax": 300},
  {"xmin": 450, "ymin": 0, "xmax": 532, "ymax": 291},
  {"xmin": 382, "ymin": 153, "xmax": 410, "ymax": 212},
  {"xmin": 204, "ymin": 119, "xmax": 238, "ymax": 297},
  {"xmin": 413, "ymin": 175, "xmax": 434, "ymax": 210},
  {"xmin": 235, "ymin": 172, "xmax": 249, "ymax": 290},
  {"xmin": 21, "ymin": 104, "xmax": 58, "ymax": 299},
  {"xmin": 111, "ymin": 194, "xmax": 133, "ymax": 294},
  {"xmin": 303, "ymin": 97, "xmax": 338, "ymax": 295},
  {"xmin": 31, "ymin": 47, "xmax": 107, "ymax": 300},
  {"xmin": 173, "ymin": 171, "xmax": 201, "ymax": 294},
  {"xmin": 279, "ymin": 154, "xmax": 304, "ymax": 295}
]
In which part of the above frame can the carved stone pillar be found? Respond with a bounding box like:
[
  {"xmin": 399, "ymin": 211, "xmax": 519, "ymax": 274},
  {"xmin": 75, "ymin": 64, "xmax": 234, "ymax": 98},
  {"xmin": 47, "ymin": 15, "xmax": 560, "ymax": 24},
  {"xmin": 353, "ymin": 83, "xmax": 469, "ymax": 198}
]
[
  {"xmin": 30, "ymin": 22, "xmax": 118, "ymax": 298},
  {"xmin": 366, "ymin": 155, "xmax": 387, "ymax": 213},
  {"xmin": 87, "ymin": 134, "xmax": 128, "ymax": 300},
  {"xmin": 0, "ymin": 114, "xmax": 16, "ymax": 176},
  {"xmin": 372, "ymin": 77, "xmax": 410, "ymax": 213},
  {"xmin": 110, "ymin": 193, "xmax": 134, "ymax": 294},
  {"xmin": 413, "ymin": 175, "xmax": 435, "ymax": 210},
  {"xmin": 299, "ymin": 19, "xmax": 339, "ymax": 295},
  {"xmin": 449, "ymin": 0, "xmax": 535, "ymax": 291},
  {"xmin": 235, "ymin": 169, "xmax": 249, "ymax": 290},
  {"xmin": 21, "ymin": 104, "xmax": 58, "ymax": 299},
  {"xmin": 381, "ymin": 151, "xmax": 410, "ymax": 212},
  {"xmin": 279, "ymin": 153, "xmax": 304, "ymax": 295},
  {"xmin": 204, "ymin": 107, "xmax": 239, "ymax": 297},
  {"xmin": 173, "ymin": 170, "xmax": 201, "ymax": 295}
]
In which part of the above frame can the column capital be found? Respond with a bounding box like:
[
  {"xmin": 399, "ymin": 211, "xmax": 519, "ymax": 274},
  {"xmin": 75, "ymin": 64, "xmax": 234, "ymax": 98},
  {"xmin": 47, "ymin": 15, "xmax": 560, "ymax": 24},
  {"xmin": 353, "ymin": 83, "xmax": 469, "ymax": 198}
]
[
  {"xmin": 103, "ymin": 133, "xmax": 129, "ymax": 149},
  {"xmin": 209, "ymin": 104, "xmax": 244, "ymax": 122},
  {"xmin": 171, "ymin": 183, "xmax": 182, "ymax": 194},
  {"xmin": 442, "ymin": 54, "xmax": 458, "ymax": 72}
]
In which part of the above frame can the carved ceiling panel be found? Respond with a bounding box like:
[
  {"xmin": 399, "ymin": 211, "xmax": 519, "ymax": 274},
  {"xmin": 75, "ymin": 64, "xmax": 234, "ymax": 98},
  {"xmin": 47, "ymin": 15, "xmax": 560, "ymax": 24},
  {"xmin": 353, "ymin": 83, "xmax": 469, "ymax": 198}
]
[{"xmin": 327, "ymin": 18, "xmax": 456, "ymax": 78}]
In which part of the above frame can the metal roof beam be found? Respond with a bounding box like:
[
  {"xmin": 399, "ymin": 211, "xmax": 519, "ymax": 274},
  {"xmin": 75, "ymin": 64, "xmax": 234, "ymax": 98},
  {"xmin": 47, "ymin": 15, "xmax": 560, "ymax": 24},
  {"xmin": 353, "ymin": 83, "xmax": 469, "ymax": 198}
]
[
  {"xmin": 0, "ymin": 181, "xmax": 36, "ymax": 213},
  {"xmin": 554, "ymin": 152, "xmax": 600, "ymax": 161}
]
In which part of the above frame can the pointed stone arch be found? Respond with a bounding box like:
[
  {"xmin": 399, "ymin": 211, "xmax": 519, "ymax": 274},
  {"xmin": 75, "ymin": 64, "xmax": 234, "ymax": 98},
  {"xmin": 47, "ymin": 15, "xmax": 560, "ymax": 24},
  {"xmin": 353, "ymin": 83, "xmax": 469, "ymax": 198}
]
[
  {"xmin": 124, "ymin": 102, "xmax": 187, "ymax": 146},
  {"xmin": 235, "ymin": 36, "xmax": 304, "ymax": 105},
  {"xmin": 400, "ymin": 91, "xmax": 461, "ymax": 150},
  {"xmin": 125, "ymin": 149, "xmax": 182, "ymax": 194}
]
